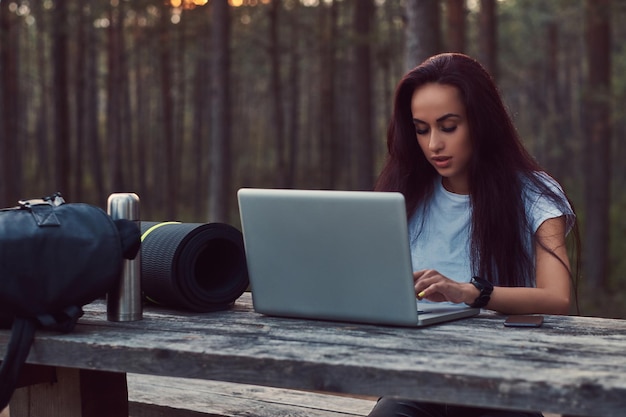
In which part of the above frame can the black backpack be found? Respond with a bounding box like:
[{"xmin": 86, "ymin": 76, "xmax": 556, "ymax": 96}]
[{"xmin": 0, "ymin": 193, "xmax": 140, "ymax": 409}]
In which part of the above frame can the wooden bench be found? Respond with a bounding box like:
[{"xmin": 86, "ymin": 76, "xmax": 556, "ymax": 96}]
[
  {"xmin": 126, "ymin": 374, "xmax": 563, "ymax": 417},
  {"xmin": 127, "ymin": 374, "xmax": 377, "ymax": 417},
  {"xmin": 4, "ymin": 372, "xmax": 563, "ymax": 417}
]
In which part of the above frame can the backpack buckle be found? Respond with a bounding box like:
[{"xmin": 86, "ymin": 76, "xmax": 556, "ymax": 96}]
[{"xmin": 18, "ymin": 192, "xmax": 65, "ymax": 209}]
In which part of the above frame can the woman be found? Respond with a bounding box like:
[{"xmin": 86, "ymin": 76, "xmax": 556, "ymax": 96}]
[{"xmin": 368, "ymin": 53, "xmax": 579, "ymax": 417}]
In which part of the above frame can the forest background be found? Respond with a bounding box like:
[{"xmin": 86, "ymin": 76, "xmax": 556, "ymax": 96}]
[{"xmin": 0, "ymin": 0, "xmax": 624, "ymax": 318}]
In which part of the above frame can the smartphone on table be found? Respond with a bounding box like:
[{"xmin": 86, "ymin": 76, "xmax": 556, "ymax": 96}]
[{"xmin": 504, "ymin": 315, "xmax": 544, "ymax": 328}]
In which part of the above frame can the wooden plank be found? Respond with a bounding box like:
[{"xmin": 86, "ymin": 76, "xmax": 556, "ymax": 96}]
[
  {"xmin": 1, "ymin": 294, "xmax": 625, "ymax": 416},
  {"xmin": 127, "ymin": 374, "xmax": 561, "ymax": 417},
  {"xmin": 9, "ymin": 367, "xmax": 128, "ymax": 417},
  {"xmin": 16, "ymin": 363, "xmax": 57, "ymax": 387},
  {"xmin": 127, "ymin": 374, "xmax": 376, "ymax": 417}
]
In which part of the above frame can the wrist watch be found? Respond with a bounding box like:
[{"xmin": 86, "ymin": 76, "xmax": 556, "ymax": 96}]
[{"xmin": 468, "ymin": 276, "xmax": 493, "ymax": 308}]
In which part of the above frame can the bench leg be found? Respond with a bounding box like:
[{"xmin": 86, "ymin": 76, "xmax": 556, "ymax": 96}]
[{"xmin": 10, "ymin": 365, "xmax": 128, "ymax": 417}]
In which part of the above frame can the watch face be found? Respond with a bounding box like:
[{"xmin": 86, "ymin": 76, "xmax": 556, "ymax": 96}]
[{"xmin": 472, "ymin": 277, "xmax": 493, "ymax": 291}]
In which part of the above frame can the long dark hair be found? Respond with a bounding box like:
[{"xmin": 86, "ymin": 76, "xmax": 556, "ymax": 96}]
[{"xmin": 375, "ymin": 53, "xmax": 579, "ymax": 290}]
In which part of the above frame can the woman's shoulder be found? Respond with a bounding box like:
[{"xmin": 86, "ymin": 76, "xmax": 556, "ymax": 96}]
[
  {"xmin": 520, "ymin": 171, "xmax": 568, "ymax": 198},
  {"xmin": 520, "ymin": 171, "xmax": 575, "ymax": 233}
]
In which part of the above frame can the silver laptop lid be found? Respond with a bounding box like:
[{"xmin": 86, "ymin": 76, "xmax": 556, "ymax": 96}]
[{"xmin": 237, "ymin": 188, "xmax": 421, "ymax": 326}]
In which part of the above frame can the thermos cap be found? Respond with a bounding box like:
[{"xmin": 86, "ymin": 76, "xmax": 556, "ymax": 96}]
[{"xmin": 107, "ymin": 193, "xmax": 140, "ymax": 221}]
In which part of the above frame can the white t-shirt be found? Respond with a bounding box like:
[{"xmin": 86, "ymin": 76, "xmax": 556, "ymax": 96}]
[{"xmin": 408, "ymin": 173, "xmax": 575, "ymax": 284}]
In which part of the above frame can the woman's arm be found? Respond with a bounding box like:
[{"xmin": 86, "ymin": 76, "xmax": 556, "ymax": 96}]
[
  {"xmin": 414, "ymin": 216, "xmax": 572, "ymax": 315},
  {"xmin": 489, "ymin": 215, "xmax": 571, "ymax": 314}
]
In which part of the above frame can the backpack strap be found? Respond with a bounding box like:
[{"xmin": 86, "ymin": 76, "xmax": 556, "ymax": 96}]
[
  {"xmin": 0, "ymin": 317, "xmax": 37, "ymax": 410},
  {"xmin": 36, "ymin": 305, "xmax": 84, "ymax": 333}
]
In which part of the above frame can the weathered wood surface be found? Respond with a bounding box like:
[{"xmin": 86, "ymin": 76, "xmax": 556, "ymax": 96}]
[
  {"xmin": 127, "ymin": 374, "xmax": 376, "ymax": 417},
  {"xmin": 126, "ymin": 375, "xmax": 567, "ymax": 417},
  {"xmin": 1, "ymin": 293, "xmax": 625, "ymax": 416}
]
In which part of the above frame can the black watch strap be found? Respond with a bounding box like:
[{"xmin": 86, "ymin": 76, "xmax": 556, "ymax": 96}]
[{"xmin": 468, "ymin": 276, "xmax": 493, "ymax": 309}]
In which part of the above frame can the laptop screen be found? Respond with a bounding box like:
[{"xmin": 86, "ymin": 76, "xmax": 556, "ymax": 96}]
[{"xmin": 237, "ymin": 188, "xmax": 479, "ymax": 327}]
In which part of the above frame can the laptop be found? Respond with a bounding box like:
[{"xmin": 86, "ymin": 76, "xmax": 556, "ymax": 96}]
[{"xmin": 237, "ymin": 188, "xmax": 480, "ymax": 327}]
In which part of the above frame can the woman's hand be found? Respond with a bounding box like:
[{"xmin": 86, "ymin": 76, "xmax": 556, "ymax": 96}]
[{"xmin": 413, "ymin": 269, "xmax": 479, "ymax": 304}]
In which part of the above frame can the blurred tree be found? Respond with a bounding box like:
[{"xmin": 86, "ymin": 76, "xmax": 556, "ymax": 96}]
[
  {"xmin": 208, "ymin": 0, "xmax": 232, "ymax": 223},
  {"xmin": 30, "ymin": 0, "xmax": 54, "ymax": 197},
  {"xmin": 129, "ymin": 3, "xmax": 161, "ymax": 217},
  {"xmin": 286, "ymin": 0, "xmax": 301, "ymax": 189},
  {"xmin": 353, "ymin": 0, "xmax": 375, "ymax": 190},
  {"xmin": 583, "ymin": 0, "xmax": 612, "ymax": 290},
  {"xmin": 543, "ymin": 18, "xmax": 564, "ymax": 180},
  {"xmin": 52, "ymin": 0, "xmax": 71, "ymax": 196},
  {"xmin": 191, "ymin": 6, "xmax": 212, "ymax": 220},
  {"xmin": 405, "ymin": 0, "xmax": 441, "ymax": 70},
  {"xmin": 107, "ymin": 0, "xmax": 125, "ymax": 193},
  {"xmin": 159, "ymin": 3, "xmax": 177, "ymax": 219},
  {"xmin": 0, "ymin": 0, "xmax": 21, "ymax": 206},
  {"xmin": 319, "ymin": 0, "xmax": 339, "ymax": 189},
  {"xmin": 445, "ymin": 0, "xmax": 466, "ymax": 53},
  {"xmin": 478, "ymin": 0, "xmax": 497, "ymax": 79},
  {"xmin": 268, "ymin": 0, "xmax": 287, "ymax": 187},
  {"xmin": 74, "ymin": 3, "xmax": 105, "ymax": 203},
  {"xmin": 75, "ymin": 1, "xmax": 87, "ymax": 199}
]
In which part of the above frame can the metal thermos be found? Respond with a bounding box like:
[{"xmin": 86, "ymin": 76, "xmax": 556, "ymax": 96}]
[{"xmin": 107, "ymin": 193, "xmax": 143, "ymax": 321}]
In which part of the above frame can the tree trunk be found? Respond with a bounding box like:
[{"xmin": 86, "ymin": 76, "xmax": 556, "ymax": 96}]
[
  {"xmin": 353, "ymin": 0, "xmax": 375, "ymax": 190},
  {"xmin": 583, "ymin": 0, "xmax": 611, "ymax": 290},
  {"xmin": 86, "ymin": 4, "xmax": 104, "ymax": 203},
  {"xmin": 75, "ymin": 2, "xmax": 87, "ymax": 200},
  {"xmin": 31, "ymin": 0, "xmax": 54, "ymax": 196},
  {"xmin": 286, "ymin": 1, "xmax": 301, "ymax": 189},
  {"xmin": 192, "ymin": 9, "xmax": 211, "ymax": 220},
  {"xmin": 208, "ymin": 0, "xmax": 232, "ymax": 223},
  {"xmin": 119, "ymin": 4, "xmax": 134, "ymax": 196},
  {"xmin": 544, "ymin": 20, "xmax": 563, "ymax": 179},
  {"xmin": 445, "ymin": 0, "xmax": 465, "ymax": 53},
  {"xmin": 405, "ymin": 0, "xmax": 441, "ymax": 70},
  {"xmin": 131, "ymin": 12, "xmax": 148, "ymax": 216},
  {"xmin": 478, "ymin": 0, "xmax": 497, "ymax": 80},
  {"xmin": 268, "ymin": 0, "xmax": 287, "ymax": 188},
  {"xmin": 0, "ymin": 0, "xmax": 20, "ymax": 205},
  {"xmin": 107, "ymin": 1, "xmax": 124, "ymax": 194},
  {"xmin": 52, "ymin": 0, "xmax": 71, "ymax": 197},
  {"xmin": 159, "ymin": 4, "xmax": 176, "ymax": 219},
  {"xmin": 319, "ymin": 0, "xmax": 338, "ymax": 189}
]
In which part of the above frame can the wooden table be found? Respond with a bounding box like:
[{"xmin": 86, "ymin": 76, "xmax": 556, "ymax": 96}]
[{"xmin": 1, "ymin": 292, "xmax": 625, "ymax": 417}]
